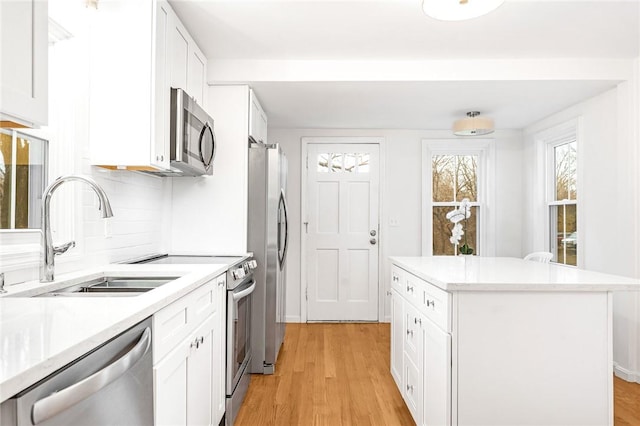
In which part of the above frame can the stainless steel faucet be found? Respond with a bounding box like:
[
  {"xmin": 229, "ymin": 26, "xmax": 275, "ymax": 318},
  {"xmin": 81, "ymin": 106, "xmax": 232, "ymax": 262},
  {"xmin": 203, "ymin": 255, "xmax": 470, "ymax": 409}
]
[{"xmin": 41, "ymin": 175, "xmax": 114, "ymax": 282}]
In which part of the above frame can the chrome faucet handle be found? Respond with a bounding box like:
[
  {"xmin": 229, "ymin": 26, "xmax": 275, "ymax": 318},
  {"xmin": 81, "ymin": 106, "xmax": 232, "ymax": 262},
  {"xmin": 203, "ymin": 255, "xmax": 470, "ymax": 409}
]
[
  {"xmin": 0, "ymin": 273, "xmax": 6, "ymax": 294},
  {"xmin": 53, "ymin": 241, "xmax": 76, "ymax": 255}
]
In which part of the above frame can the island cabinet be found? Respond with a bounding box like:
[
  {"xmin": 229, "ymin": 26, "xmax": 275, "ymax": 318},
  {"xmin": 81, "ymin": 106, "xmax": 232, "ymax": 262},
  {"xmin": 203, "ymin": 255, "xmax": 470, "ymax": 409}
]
[
  {"xmin": 389, "ymin": 256, "xmax": 640, "ymax": 426},
  {"xmin": 0, "ymin": 0, "xmax": 47, "ymax": 128},
  {"xmin": 89, "ymin": 0, "xmax": 207, "ymax": 172},
  {"xmin": 153, "ymin": 273, "xmax": 226, "ymax": 426}
]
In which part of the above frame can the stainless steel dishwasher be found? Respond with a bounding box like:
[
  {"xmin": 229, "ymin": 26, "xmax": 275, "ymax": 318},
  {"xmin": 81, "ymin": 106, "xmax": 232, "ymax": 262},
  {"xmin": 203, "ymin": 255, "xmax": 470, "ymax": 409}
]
[{"xmin": 0, "ymin": 318, "xmax": 153, "ymax": 426}]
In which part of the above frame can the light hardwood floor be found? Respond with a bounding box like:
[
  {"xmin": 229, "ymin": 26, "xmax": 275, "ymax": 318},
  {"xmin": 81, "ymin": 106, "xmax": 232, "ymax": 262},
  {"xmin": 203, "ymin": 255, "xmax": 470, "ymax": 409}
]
[{"xmin": 235, "ymin": 323, "xmax": 640, "ymax": 426}]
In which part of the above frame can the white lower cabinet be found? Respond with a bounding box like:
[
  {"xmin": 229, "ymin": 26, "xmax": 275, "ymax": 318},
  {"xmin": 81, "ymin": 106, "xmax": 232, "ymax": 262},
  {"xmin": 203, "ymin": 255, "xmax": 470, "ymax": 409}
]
[
  {"xmin": 153, "ymin": 274, "xmax": 226, "ymax": 426},
  {"xmin": 155, "ymin": 314, "xmax": 214, "ymax": 426},
  {"xmin": 423, "ymin": 317, "xmax": 451, "ymax": 426},
  {"xmin": 390, "ymin": 289, "xmax": 403, "ymax": 388},
  {"xmin": 212, "ymin": 275, "xmax": 227, "ymax": 423},
  {"xmin": 390, "ymin": 264, "xmax": 451, "ymax": 426},
  {"xmin": 391, "ymin": 259, "xmax": 618, "ymax": 426}
]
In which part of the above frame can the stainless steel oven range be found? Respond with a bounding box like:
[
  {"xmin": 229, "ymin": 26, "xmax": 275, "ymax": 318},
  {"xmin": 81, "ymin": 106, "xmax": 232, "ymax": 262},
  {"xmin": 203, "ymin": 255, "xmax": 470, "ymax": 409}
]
[
  {"xmin": 225, "ymin": 258, "xmax": 257, "ymax": 425},
  {"xmin": 133, "ymin": 254, "xmax": 256, "ymax": 426}
]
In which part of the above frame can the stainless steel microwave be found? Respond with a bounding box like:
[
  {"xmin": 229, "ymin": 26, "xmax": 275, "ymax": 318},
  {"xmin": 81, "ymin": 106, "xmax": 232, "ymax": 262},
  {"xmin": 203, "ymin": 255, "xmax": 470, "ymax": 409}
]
[{"xmin": 168, "ymin": 88, "xmax": 216, "ymax": 176}]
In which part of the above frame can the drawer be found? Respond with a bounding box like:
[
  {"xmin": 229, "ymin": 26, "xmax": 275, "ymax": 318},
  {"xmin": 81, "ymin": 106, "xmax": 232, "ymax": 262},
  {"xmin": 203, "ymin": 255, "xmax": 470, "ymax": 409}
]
[
  {"xmin": 153, "ymin": 278, "xmax": 217, "ymax": 362},
  {"xmin": 188, "ymin": 277, "xmax": 218, "ymax": 327},
  {"xmin": 391, "ymin": 265, "xmax": 405, "ymax": 293},
  {"xmin": 422, "ymin": 280, "xmax": 451, "ymax": 332},
  {"xmin": 403, "ymin": 353, "xmax": 423, "ymax": 424},
  {"xmin": 404, "ymin": 273, "xmax": 424, "ymax": 307},
  {"xmin": 403, "ymin": 301, "xmax": 423, "ymax": 368}
]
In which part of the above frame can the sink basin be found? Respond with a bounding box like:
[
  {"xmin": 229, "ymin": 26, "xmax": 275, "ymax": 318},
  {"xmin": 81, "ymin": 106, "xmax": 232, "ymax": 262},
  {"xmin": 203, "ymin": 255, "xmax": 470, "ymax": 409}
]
[{"xmin": 36, "ymin": 276, "xmax": 179, "ymax": 297}]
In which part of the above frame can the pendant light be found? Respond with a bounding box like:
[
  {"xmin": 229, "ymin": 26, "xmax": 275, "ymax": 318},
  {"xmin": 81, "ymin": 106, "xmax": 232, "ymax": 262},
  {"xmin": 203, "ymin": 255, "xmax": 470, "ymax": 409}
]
[
  {"xmin": 453, "ymin": 111, "xmax": 494, "ymax": 136},
  {"xmin": 423, "ymin": 0, "xmax": 505, "ymax": 21}
]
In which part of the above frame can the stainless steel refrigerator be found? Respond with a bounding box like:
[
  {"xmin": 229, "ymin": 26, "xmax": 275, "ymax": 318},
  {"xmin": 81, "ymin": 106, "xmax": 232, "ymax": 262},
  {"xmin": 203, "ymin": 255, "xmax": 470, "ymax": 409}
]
[{"xmin": 248, "ymin": 142, "xmax": 288, "ymax": 374}]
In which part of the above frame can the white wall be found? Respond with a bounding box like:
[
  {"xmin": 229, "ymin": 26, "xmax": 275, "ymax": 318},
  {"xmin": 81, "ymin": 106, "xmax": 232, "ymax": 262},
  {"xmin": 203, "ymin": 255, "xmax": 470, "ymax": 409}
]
[
  {"xmin": 271, "ymin": 128, "xmax": 524, "ymax": 323},
  {"xmin": 522, "ymin": 83, "xmax": 640, "ymax": 382}
]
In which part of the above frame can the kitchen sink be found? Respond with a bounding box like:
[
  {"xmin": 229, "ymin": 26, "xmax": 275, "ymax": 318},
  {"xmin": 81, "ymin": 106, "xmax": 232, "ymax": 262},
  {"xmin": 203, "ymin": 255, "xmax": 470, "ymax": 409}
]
[{"xmin": 36, "ymin": 276, "xmax": 179, "ymax": 297}]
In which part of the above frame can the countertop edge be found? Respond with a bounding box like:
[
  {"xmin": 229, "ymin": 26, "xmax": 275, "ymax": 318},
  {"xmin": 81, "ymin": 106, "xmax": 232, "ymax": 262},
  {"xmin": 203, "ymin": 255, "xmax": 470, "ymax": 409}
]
[
  {"xmin": 389, "ymin": 256, "xmax": 640, "ymax": 292},
  {"xmin": 0, "ymin": 263, "xmax": 229, "ymax": 403}
]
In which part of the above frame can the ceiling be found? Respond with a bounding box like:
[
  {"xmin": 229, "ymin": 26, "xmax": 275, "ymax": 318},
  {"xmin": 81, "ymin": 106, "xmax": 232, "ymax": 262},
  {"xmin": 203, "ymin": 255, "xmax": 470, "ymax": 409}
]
[{"xmin": 170, "ymin": 0, "xmax": 640, "ymax": 130}]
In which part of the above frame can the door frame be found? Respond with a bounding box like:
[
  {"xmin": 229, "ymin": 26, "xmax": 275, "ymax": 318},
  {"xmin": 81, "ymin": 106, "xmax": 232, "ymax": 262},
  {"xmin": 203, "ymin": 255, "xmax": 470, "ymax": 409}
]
[{"xmin": 300, "ymin": 136, "xmax": 386, "ymax": 323}]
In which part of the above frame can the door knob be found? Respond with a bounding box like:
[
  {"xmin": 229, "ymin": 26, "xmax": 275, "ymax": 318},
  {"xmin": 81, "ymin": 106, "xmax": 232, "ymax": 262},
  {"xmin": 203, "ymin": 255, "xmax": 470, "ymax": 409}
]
[
  {"xmin": 370, "ymin": 238, "xmax": 377, "ymax": 245},
  {"xmin": 370, "ymin": 230, "xmax": 377, "ymax": 236}
]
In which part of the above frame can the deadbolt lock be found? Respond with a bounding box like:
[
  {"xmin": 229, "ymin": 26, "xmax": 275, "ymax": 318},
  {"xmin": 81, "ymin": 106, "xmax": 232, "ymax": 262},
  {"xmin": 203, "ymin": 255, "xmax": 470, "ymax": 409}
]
[{"xmin": 370, "ymin": 230, "xmax": 376, "ymax": 236}]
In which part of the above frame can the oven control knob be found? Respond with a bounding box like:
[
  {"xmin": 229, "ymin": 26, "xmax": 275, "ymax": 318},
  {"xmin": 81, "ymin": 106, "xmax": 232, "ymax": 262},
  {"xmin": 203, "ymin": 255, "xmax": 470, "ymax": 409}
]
[
  {"xmin": 233, "ymin": 268, "xmax": 245, "ymax": 280},
  {"xmin": 249, "ymin": 260, "xmax": 257, "ymax": 269}
]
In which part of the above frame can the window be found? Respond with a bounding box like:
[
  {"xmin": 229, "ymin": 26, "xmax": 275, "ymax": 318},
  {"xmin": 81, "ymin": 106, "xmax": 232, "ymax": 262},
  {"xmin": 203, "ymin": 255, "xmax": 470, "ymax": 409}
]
[
  {"xmin": 317, "ymin": 152, "xmax": 370, "ymax": 173},
  {"xmin": 432, "ymin": 154, "xmax": 479, "ymax": 255},
  {"xmin": 422, "ymin": 140, "xmax": 494, "ymax": 256},
  {"xmin": 547, "ymin": 137, "xmax": 578, "ymax": 266},
  {"xmin": 0, "ymin": 129, "xmax": 48, "ymax": 230}
]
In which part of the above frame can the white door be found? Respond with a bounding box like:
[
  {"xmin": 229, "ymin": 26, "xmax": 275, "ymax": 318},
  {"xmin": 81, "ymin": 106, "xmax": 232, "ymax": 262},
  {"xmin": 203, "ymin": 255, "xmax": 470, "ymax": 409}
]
[{"xmin": 306, "ymin": 143, "xmax": 380, "ymax": 321}]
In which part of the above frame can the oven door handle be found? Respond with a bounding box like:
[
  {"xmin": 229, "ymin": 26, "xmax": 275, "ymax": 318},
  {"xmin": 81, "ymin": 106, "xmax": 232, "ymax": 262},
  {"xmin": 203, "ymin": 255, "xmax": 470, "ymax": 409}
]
[
  {"xmin": 232, "ymin": 280, "xmax": 256, "ymax": 301},
  {"xmin": 31, "ymin": 327, "xmax": 151, "ymax": 425}
]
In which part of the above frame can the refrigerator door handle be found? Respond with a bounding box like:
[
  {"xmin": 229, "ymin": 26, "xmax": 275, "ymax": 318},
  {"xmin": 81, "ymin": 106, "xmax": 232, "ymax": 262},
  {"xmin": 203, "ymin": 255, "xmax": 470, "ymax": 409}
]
[{"xmin": 278, "ymin": 189, "xmax": 289, "ymax": 270}]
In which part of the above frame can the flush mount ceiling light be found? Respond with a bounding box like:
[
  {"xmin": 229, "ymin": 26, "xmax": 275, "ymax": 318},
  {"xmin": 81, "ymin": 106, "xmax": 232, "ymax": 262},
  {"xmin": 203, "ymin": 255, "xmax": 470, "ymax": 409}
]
[
  {"xmin": 422, "ymin": 0, "xmax": 505, "ymax": 21},
  {"xmin": 453, "ymin": 111, "xmax": 494, "ymax": 136}
]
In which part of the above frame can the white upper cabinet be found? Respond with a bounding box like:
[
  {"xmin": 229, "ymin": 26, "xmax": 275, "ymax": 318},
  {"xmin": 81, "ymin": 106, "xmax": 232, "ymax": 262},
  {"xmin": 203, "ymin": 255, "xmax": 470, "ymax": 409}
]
[
  {"xmin": 89, "ymin": 0, "xmax": 207, "ymax": 171},
  {"xmin": 0, "ymin": 0, "xmax": 48, "ymax": 128},
  {"xmin": 249, "ymin": 89, "xmax": 268, "ymax": 144}
]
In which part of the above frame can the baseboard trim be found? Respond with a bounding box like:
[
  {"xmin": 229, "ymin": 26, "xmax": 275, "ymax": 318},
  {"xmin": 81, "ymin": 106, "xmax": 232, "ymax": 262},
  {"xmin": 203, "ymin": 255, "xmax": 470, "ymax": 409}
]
[
  {"xmin": 285, "ymin": 315, "xmax": 301, "ymax": 323},
  {"xmin": 614, "ymin": 363, "xmax": 640, "ymax": 383}
]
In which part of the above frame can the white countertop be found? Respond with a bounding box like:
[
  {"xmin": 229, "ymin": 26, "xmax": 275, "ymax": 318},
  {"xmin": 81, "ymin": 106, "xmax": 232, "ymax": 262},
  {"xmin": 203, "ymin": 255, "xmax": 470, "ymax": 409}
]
[
  {"xmin": 390, "ymin": 256, "xmax": 640, "ymax": 291},
  {"xmin": 0, "ymin": 263, "xmax": 229, "ymax": 403}
]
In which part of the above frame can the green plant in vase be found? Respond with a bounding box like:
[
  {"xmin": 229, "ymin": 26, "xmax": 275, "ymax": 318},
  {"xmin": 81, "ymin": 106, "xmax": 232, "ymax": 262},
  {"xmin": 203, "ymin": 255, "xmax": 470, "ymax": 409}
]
[{"xmin": 446, "ymin": 198, "xmax": 474, "ymax": 255}]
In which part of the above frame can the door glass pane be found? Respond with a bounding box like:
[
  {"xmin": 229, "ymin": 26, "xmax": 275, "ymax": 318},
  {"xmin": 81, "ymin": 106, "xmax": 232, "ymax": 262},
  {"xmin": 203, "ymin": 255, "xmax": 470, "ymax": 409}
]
[
  {"xmin": 344, "ymin": 153, "xmax": 357, "ymax": 173},
  {"xmin": 358, "ymin": 153, "xmax": 370, "ymax": 173},
  {"xmin": 317, "ymin": 153, "xmax": 329, "ymax": 173},
  {"xmin": 330, "ymin": 153, "xmax": 343, "ymax": 173},
  {"xmin": 456, "ymin": 155, "xmax": 478, "ymax": 201},
  {"xmin": 432, "ymin": 155, "xmax": 455, "ymax": 202}
]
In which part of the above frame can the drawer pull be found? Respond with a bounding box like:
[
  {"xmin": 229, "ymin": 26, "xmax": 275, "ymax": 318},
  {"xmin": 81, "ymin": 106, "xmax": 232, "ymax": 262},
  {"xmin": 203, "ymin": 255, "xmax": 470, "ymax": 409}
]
[
  {"xmin": 426, "ymin": 299, "xmax": 435, "ymax": 308},
  {"xmin": 414, "ymin": 317, "xmax": 422, "ymax": 326},
  {"xmin": 190, "ymin": 336, "xmax": 204, "ymax": 349},
  {"xmin": 406, "ymin": 285, "xmax": 414, "ymax": 293},
  {"xmin": 393, "ymin": 276, "xmax": 399, "ymax": 282},
  {"xmin": 406, "ymin": 384, "xmax": 414, "ymax": 393}
]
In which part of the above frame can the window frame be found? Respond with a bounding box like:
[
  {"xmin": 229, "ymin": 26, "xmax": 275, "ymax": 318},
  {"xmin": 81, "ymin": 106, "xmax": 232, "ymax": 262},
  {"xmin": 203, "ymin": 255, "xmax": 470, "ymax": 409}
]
[
  {"xmin": 535, "ymin": 118, "xmax": 583, "ymax": 268},
  {"xmin": 422, "ymin": 139, "xmax": 496, "ymax": 256}
]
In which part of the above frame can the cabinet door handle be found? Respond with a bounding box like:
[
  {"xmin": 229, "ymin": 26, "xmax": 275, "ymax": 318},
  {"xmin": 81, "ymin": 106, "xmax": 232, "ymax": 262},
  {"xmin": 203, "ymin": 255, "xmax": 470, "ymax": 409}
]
[
  {"xmin": 386, "ymin": 290, "xmax": 392, "ymax": 296},
  {"xmin": 393, "ymin": 276, "xmax": 399, "ymax": 282},
  {"xmin": 426, "ymin": 300, "xmax": 435, "ymax": 308},
  {"xmin": 406, "ymin": 329, "xmax": 413, "ymax": 337},
  {"xmin": 414, "ymin": 317, "xmax": 422, "ymax": 326},
  {"xmin": 406, "ymin": 384, "xmax": 414, "ymax": 393},
  {"xmin": 406, "ymin": 285, "xmax": 414, "ymax": 293}
]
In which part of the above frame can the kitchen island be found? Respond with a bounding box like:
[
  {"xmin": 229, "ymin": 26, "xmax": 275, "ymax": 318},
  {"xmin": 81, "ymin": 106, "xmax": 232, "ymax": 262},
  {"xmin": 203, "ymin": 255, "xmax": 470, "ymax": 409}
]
[{"xmin": 389, "ymin": 256, "xmax": 640, "ymax": 426}]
